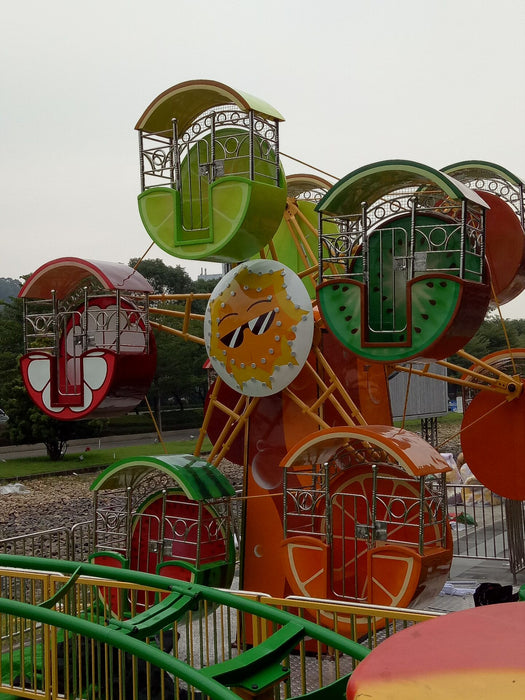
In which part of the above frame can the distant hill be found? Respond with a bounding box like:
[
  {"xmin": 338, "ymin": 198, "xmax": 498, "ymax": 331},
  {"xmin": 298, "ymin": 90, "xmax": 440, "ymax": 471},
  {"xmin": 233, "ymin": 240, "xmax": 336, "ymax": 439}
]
[{"xmin": 0, "ymin": 277, "xmax": 21, "ymax": 302}]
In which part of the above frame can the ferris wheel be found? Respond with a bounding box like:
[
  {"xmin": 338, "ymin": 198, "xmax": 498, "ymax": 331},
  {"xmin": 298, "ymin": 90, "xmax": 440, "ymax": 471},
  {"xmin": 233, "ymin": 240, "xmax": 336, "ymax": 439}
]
[{"xmin": 18, "ymin": 79, "xmax": 525, "ymax": 624}]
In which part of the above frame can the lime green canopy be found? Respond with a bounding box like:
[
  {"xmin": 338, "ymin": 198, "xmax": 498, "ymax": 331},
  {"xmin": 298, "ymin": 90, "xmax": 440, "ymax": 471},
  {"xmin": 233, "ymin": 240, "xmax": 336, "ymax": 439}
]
[
  {"xmin": 442, "ymin": 160, "xmax": 525, "ymax": 187},
  {"xmin": 135, "ymin": 79, "xmax": 284, "ymax": 136},
  {"xmin": 316, "ymin": 159, "xmax": 488, "ymax": 216},
  {"xmin": 285, "ymin": 173, "xmax": 334, "ymax": 197},
  {"xmin": 90, "ymin": 454, "xmax": 235, "ymax": 500}
]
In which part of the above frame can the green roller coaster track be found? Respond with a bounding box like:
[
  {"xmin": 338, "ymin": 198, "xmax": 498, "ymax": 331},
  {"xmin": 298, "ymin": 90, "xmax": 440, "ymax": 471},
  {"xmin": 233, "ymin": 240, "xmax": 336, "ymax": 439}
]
[{"xmin": 0, "ymin": 555, "xmax": 370, "ymax": 699}]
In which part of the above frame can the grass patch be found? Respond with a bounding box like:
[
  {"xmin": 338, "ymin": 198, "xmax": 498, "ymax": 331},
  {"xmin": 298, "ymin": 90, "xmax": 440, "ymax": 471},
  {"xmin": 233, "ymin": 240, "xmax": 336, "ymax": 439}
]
[
  {"xmin": 0, "ymin": 414, "xmax": 462, "ymax": 481},
  {"xmin": 394, "ymin": 413, "xmax": 463, "ymax": 431},
  {"xmin": 0, "ymin": 438, "xmax": 212, "ymax": 481}
]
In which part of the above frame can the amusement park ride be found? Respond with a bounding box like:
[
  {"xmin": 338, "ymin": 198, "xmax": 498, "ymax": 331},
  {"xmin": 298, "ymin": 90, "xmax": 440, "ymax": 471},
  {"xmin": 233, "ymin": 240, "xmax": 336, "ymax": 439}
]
[{"xmin": 15, "ymin": 80, "xmax": 525, "ymax": 638}]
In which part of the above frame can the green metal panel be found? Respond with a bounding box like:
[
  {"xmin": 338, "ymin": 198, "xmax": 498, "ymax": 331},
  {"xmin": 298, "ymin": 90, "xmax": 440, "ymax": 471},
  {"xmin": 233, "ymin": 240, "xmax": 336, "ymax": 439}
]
[
  {"xmin": 90, "ymin": 454, "xmax": 235, "ymax": 500},
  {"xmin": 316, "ymin": 204, "xmax": 487, "ymax": 363},
  {"xmin": 0, "ymin": 596, "xmax": 239, "ymax": 700},
  {"xmin": 442, "ymin": 160, "xmax": 525, "ymax": 187},
  {"xmin": 137, "ymin": 127, "xmax": 287, "ymax": 262},
  {"xmin": 318, "ymin": 274, "xmax": 463, "ymax": 362},
  {"xmin": 135, "ymin": 79, "xmax": 284, "ymax": 136},
  {"xmin": 138, "ymin": 187, "xmax": 181, "ymax": 250},
  {"xmin": 235, "ymin": 88, "xmax": 285, "ymax": 121},
  {"xmin": 200, "ymin": 621, "xmax": 305, "ymax": 691},
  {"xmin": 316, "ymin": 159, "xmax": 488, "ymax": 216}
]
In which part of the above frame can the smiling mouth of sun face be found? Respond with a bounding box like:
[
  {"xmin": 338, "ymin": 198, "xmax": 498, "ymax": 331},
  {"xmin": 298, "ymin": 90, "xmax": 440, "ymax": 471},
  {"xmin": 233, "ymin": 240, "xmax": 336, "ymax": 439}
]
[{"xmin": 208, "ymin": 266, "xmax": 309, "ymax": 390}]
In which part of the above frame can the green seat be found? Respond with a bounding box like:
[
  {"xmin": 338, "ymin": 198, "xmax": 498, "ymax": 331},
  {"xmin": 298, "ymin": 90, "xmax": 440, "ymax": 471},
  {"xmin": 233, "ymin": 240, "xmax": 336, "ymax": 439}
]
[
  {"xmin": 291, "ymin": 673, "xmax": 351, "ymax": 700},
  {"xmin": 200, "ymin": 621, "xmax": 305, "ymax": 693},
  {"xmin": 107, "ymin": 588, "xmax": 199, "ymax": 639}
]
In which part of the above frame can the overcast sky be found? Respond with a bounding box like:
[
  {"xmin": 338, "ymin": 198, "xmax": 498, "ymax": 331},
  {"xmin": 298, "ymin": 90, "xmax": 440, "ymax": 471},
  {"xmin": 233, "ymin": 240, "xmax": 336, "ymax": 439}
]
[{"xmin": 2, "ymin": 0, "xmax": 525, "ymax": 316}]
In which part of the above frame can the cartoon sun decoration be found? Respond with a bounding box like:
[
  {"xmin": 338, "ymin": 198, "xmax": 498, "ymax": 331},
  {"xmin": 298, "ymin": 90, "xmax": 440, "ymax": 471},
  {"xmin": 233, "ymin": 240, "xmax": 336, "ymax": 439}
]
[{"xmin": 205, "ymin": 260, "xmax": 314, "ymax": 397}]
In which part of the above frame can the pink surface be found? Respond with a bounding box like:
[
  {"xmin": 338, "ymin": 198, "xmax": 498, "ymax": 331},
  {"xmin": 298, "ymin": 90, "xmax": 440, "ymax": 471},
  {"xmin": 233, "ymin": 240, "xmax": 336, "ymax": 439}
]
[{"xmin": 347, "ymin": 602, "xmax": 525, "ymax": 697}]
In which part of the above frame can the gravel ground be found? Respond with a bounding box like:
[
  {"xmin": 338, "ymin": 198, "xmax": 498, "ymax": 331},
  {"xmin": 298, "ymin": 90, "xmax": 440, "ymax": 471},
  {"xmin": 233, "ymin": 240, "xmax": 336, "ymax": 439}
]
[
  {"xmin": 0, "ymin": 460, "xmax": 245, "ymax": 540},
  {"xmin": 0, "ymin": 423, "xmax": 460, "ymax": 540},
  {"xmin": 0, "ymin": 471, "xmax": 96, "ymax": 539}
]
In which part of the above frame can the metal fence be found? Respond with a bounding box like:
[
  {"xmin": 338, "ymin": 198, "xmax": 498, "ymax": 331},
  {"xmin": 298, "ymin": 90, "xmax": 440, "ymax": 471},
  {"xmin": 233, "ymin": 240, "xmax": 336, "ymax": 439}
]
[
  {"xmin": 447, "ymin": 483, "xmax": 525, "ymax": 577},
  {"xmin": 1, "ymin": 484, "xmax": 524, "ymax": 575},
  {"xmin": 0, "ymin": 522, "xmax": 94, "ymax": 563},
  {"xmin": 0, "ymin": 565, "xmax": 437, "ymax": 700},
  {"xmin": 1, "ymin": 486, "xmax": 524, "ymax": 697}
]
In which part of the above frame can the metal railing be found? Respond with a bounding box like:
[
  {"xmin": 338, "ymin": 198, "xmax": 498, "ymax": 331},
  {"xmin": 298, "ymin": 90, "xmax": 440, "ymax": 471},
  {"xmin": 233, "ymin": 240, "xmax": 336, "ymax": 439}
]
[
  {"xmin": 0, "ymin": 563, "xmax": 437, "ymax": 700},
  {"xmin": 447, "ymin": 483, "xmax": 525, "ymax": 576},
  {"xmin": 2, "ymin": 486, "xmax": 522, "ymax": 697},
  {"xmin": 1, "ymin": 484, "xmax": 523, "ymax": 576},
  {"xmin": 0, "ymin": 522, "xmax": 94, "ymax": 563}
]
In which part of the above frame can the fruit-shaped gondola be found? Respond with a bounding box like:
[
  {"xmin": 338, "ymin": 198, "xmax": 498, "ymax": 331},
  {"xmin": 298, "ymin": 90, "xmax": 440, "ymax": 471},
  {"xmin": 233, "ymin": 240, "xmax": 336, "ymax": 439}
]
[
  {"xmin": 316, "ymin": 160, "xmax": 491, "ymax": 363},
  {"xmin": 90, "ymin": 454, "xmax": 236, "ymax": 613},
  {"xmin": 442, "ymin": 160, "xmax": 525, "ymax": 306},
  {"xmin": 136, "ymin": 79, "xmax": 287, "ymax": 262},
  {"xmin": 19, "ymin": 257, "xmax": 157, "ymax": 419}
]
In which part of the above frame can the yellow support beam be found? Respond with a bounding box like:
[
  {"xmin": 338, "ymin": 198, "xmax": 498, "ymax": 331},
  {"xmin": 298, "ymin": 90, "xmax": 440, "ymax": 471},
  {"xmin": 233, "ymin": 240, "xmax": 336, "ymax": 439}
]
[
  {"xmin": 149, "ymin": 320, "xmax": 205, "ymax": 346},
  {"xmin": 392, "ymin": 357, "xmax": 522, "ymax": 401}
]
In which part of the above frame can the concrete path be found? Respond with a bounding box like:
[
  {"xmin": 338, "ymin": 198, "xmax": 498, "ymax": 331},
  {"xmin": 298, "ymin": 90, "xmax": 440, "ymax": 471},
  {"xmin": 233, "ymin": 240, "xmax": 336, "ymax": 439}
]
[
  {"xmin": 0, "ymin": 429, "xmax": 200, "ymax": 460},
  {"xmin": 426, "ymin": 552, "xmax": 525, "ymax": 614}
]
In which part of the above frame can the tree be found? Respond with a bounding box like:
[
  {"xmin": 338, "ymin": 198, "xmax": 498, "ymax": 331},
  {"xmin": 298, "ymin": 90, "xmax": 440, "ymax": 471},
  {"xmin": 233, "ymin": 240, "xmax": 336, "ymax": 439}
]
[
  {"xmin": 128, "ymin": 259, "xmax": 214, "ymax": 428},
  {"xmin": 128, "ymin": 258, "xmax": 193, "ymax": 294},
  {"xmin": 450, "ymin": 312, "xmax": 525, "ymax": 374},
  {"xmin": 150, "ymin": 318, "xmax": 209, "ymax": 413},
  {"xmin": 0, "ymin": 277, "xmax": 22, "ymax": 303},
  {"xmin": 2, "ymin": 376, "xmax": 71, "ymax": 459},
  {"xmin": 0, "ymin": 298, "xmax": 74, "ymax": 459},
  {"xmin": 0, "ymin": 299, "xmax": 24, "ymax": 389}
]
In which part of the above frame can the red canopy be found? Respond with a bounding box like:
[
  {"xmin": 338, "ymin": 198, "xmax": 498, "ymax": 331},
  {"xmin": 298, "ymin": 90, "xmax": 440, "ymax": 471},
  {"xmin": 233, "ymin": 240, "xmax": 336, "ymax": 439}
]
[{"xmin": 19, "ymin": 258, "xmax": 154, "ymax": 299}]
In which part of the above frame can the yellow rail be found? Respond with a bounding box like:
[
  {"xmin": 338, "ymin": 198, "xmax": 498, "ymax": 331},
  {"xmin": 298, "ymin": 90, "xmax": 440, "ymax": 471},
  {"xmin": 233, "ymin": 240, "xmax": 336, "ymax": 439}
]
[{"xmin": 0, "ymin": 566, "xmax": 439, "ymax": 699}]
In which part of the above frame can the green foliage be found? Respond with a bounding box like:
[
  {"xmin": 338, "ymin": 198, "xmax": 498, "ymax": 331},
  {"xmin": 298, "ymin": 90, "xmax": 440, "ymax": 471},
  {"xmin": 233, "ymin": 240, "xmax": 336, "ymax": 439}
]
[
  {"xmin": 0, "ymin": 299, "xmax": 24, "ymax": 356},
  {"xmin": 0, "ymin": 277, "xmax": 22, "ymax": 303},
  {"xmin": 128, "ymin": 257, "xmax": 193, "ymax": 294},
  {"xmin": 1, "ymin": 376, "xmax": 73, "ymax": 459},
  {"xmin": 86, "ymin": 418, "xmax": 109, "ymax": 437},
  {"xmin": 90, "ymin": 409, "xmax": 204, "ymax": 435},
  {"xmin": 128, "ymin": 258, "xmax": 214, "ymax": 418},
  {"xmin": 150, "ymin": 313, "xmax": 208, "ymax": 410},
  {"xmin": 0, "ymin": 301, "xmax": 67, "ymax": 453},
  {"xmin": 450, "ymin": 313, "xmax": 525, "ymax": 373},
  {"xmin": 191, "ymin": 275, "xmax": 220, "ymax": 312}
]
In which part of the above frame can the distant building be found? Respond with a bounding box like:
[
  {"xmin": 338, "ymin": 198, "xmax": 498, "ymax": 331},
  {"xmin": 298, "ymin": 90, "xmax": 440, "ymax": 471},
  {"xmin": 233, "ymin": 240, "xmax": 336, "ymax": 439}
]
[
  {"xmin": 389, "ymin": 362, "xmax": 449, "ymax": 420},
  {"xmin": 197, "ymin": 267, "xmax": 222, "ymax": 282}
]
